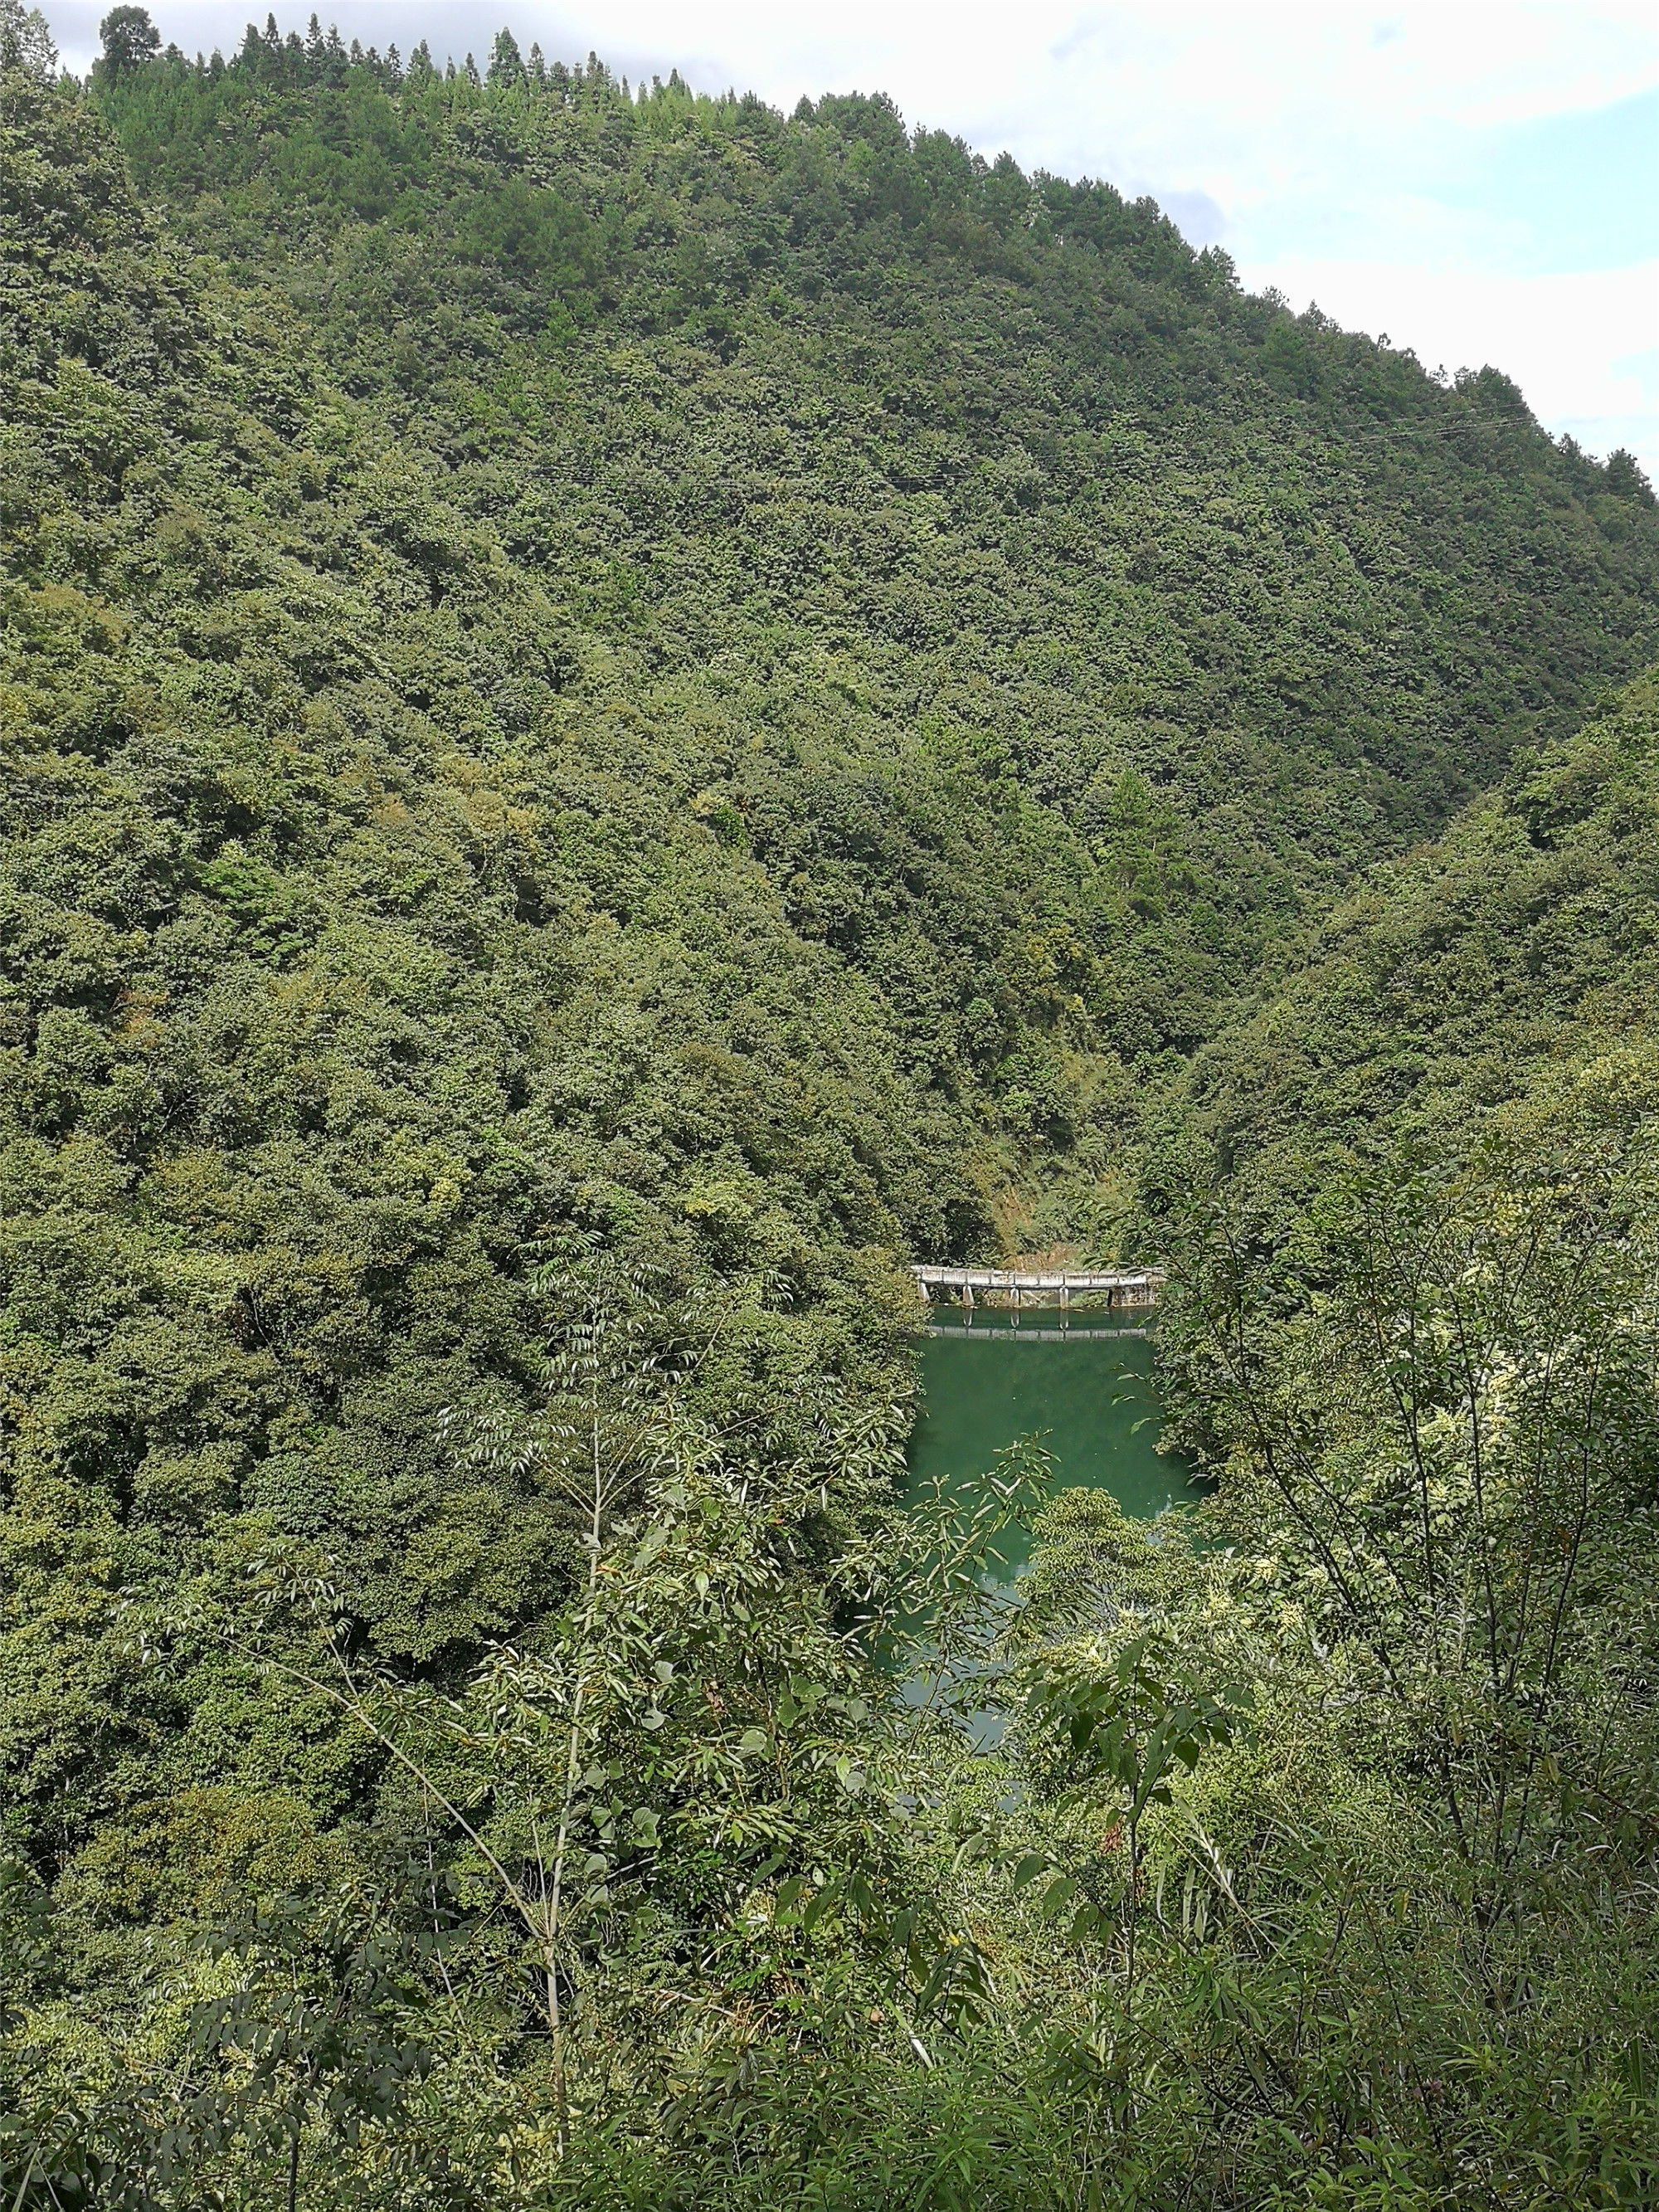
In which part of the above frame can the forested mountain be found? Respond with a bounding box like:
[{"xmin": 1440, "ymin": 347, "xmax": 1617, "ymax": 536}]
[
  {"xmin": 2, "ymin": 13, "xmax": 1657, "ymax": 2207},
  {"xmin": 1150, "ymin": 668, "xmax": 1659, "ymax": 1211},
  {"xmin": 77, "ymin": 17, "xmax": 1659, "ymax": 1234}
]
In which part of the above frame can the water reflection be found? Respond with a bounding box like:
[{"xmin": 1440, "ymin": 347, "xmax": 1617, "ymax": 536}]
[{"xmin": 906, "ymin": 1308, "xmax": 1202, "ymax": 1595}]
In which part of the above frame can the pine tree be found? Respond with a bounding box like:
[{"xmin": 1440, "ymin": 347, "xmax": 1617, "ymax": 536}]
[
  {"xmin": 95, "ymin": 4, "xmax": 158, "ymax": 76},
  {"xmin": 488, "ymin": 27, "xmax": 523, "ymax": 86}
]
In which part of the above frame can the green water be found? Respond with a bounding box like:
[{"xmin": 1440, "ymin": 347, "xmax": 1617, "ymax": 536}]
[{"xmin": 906, "ymin": 1311, "xmax": 1202, "ymax": 1588}]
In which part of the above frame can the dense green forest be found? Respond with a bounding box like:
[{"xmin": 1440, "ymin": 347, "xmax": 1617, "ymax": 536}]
[{"xmin": 2, "ymin": 4, "xmax": 1657, "ymax": 2203}]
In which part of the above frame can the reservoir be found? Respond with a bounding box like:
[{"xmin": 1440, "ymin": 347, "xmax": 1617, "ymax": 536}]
[{"xmin": 905, "ymin": 1309, "xmax": 1203, "ymax": 1591}]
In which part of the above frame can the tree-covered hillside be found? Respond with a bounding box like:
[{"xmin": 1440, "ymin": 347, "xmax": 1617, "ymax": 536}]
[
  {"xmin": 3, "ymin": 14, "xmax": 1658, "ymax": 2207},
  {"xmin": 1148, "ymin": 668, "xmax": 1659, "ymax": 1213},
  {"xmin": 86, "ymin": 16, "xmax": 1659, "ymax": 1173}
]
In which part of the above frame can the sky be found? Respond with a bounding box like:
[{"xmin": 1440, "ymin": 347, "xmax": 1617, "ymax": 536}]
[{"xmin": 46, "ymin": 0, "xmax": 1659, "ymax": 481}]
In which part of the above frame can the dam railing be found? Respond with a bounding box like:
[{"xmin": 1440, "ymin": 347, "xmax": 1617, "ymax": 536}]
[{"xmin": 912, "ymin": 1265, "xmax": 1165, "ymax": 1312}]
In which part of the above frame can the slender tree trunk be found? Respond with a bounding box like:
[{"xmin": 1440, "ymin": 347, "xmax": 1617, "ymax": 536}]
[{"xmin": 543, "ymin": 1396, "xmax": 607, "ymax": 2152}]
